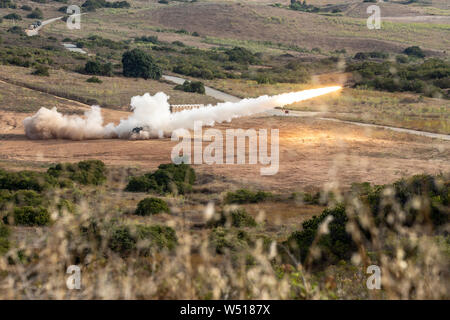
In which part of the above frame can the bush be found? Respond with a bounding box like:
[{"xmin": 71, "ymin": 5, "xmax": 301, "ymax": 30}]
[
  {"xmin": 208, "ymin": 208, "xmax": 257, "ymax": 228},
  {"xmin": 122, "ymin": 49, "xmax": 162, "ymax": 80},
  {"xmin": 347, "ymin": 58, "xmax": 450, "ymax": 98},
  {"xmin": 225, "ymin": 189, "xmax": 272, "ymax": 204},
  {"xmin": 57, "ymin": 199, "xmax": 75, "ymax": 214},
  {"xmin": 174, "ymin": 80, "xmax": 205, "ymax": 94},
  {"xmin": 108, "ymin": 224, "xmax": 177, "ymax": 257},
  {"xmin": 172, "ymin": 40, "xmax": 185, "ymax": 47},
  {"xmin": 283, "ymin": 204, "xmax": 355, "ymax": 265},
  {"xmin": 26, "ymin": 8, "xmax": 43, "ymax": 19},
  {"xmin": 135, "ymin": 197, "xmax": 169, "ymax": 216},
  {"xmin": 108, "ymin": 226, "xmax": 136, "ymax": 256},
  {"xmin": 209, "ymin": 227, "xmax": 253, "ymax": 254},
  {"xmin": 13, "ymin": 190, "xmax": 43, "ymax": 207},
  {"xmin": 82, "ymin": 0, "xmax": 130, "ymax": 11},
  {"xmin": 125, "ymin": 164, "xmax": 195, "ymax": 195},
  {"xmin": 32, "ymin": 65, "xmax": 50, "ymax": 76},
  {"xmin": 86, "ymin": 76, "xmax": 102, "ymax": 83},
  {"xmin": 354, "ymin": 51, "xmax": 388, "ymax": 60},
  {"xmin": 3, "ymin": 13, "xmax": 22, "ymax": 20},
  {"xmin": 125, "ymin": 175, "xmax": 159, "ymax": 193},
  {"xmin": 366, "ymin": 174, "xmax": 449, "ymax": 228},
  {"xmin": 47, "ymin": 160, "xmax": 107, "ymax": 185},
  {"xmin": 225, "ymin": 47, "xmax": 259, "ymax": 64},
  {"xmin": 21, "ymin": 5, "xmax": 33, "ymax": 11},
  {"xmin": 403, "ymin": 46, "xmax": 425, "ymax": 58},
  {"xmin": 0, "ymin": 169, "xmax": 54, "ymax": 192},
  {"xmin": 0, "ymin": 222, "xmax": 10, "ymax": 255},
  {"xmin": 290, "ymin": 1, "xmax": 320, "ymax": 13},
  {"xmin": 13, "ymin": 206, "xmax": 50, "ymax": 226},
  {"xmin": 84, "ymin": 61, "xmax": 113, "ymax": 76},
  {"xmin": 396, "ymin": 55, "xmax": 408, "ymax": 64},
  {"xmin": 136, "ymin": 225, "xmax": 177, "ymax": 252},
  {"xmin": 134, "ymin": 35, "xmax": 159, "ymax": 44},
  {"xmin": 7, "ymin": 26, "xmax": 25, "ymax": 36}
]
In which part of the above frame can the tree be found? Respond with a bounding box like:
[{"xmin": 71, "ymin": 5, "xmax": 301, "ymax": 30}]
[
  {"xmin": 403, "ymin": 46, "xmax": 425, "ymax": 58},
  {"xmin": 122, "ymin": 49, "xmax": 162, "ymax": 79}
]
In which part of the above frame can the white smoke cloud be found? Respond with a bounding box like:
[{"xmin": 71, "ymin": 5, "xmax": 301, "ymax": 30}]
[{"xmin": 23, "ymin": 87, "xmax": 341, "ymax": 140}]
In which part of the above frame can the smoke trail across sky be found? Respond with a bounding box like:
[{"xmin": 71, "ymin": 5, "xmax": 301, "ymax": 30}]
[{"xmin": 23, "ymin": 86, "xmax": 341, "ymax": 140}]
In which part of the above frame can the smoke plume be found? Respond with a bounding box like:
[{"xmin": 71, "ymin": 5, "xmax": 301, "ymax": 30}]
[{"xmin": 23, "ymin": 87, "xmax": 341, "ymax": 140}]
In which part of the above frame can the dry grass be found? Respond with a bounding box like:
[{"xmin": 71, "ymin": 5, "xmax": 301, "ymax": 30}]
[{"xmin": 0, "ymin": 163, "xmax": 448, "ymax": 299}]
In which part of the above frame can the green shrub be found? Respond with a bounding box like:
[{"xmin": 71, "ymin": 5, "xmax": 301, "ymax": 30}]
[
  {"xmin": 122, "ymin": 49, "xmax": 162, "ymax": 80},
  {"xmin": 403, "ymin": 46, "xmax": 425, "ymax": 58},
  {"xmin": 125, "ymin": 175, "xmax": 160, "ymax": 193},
  {"xmin": 13, "ymin": 206, "xmax": 50, "ymax": 226},
  {"xmin": 32, "ymin": 65, "xmax": 50, "ymax": 77},
  {"xmin": 354, "ymin": 51, "xmax": 388, "ymax": 60},
  {"xmin": 135, "ymin": 197, "xmax": 169, "ymax": 216},
  {"xmin": 84, "ymin": 61, "xmax": 113, "ymax": 76},
  {"xmin": 6, "ymin": 26, "xmax": 25, "ymax": 36},
  {"xmin": 3, "ymin": 13, "xmax": 22, "ymax": 20},
  {"xmin": 108, "ymin": 224, "xmax": 177, "ymax": 257},
  {"xmin": 208, "ymin": 208, "xmax": 257, "ymax": 228},
  {"xmin": 209, "ymin": 227, "xmax": 253, "ymax": 254},
  {"xmin": 136, "ymin": 225, "xmax": 177, "ymax": 251},
  {"xmin": 13, "ymin": 190, "xmax": 43, "ymax": 207},
  {"xmin": 108, "ymin": 226, "xmax": 136, "ymax": 256},
  {"xmin": 283, "ymin": 204, "xmax": 355, "ymax": 265},
  {"xmin": 225, "ymin": 47, "xmax": 259, "ymax": 64},
  {"xmin": 289, "ymin": 1, "xmax": 320, "ymax": 13},
  {"xmin": 21, "ymin": 5, "xmax": 32, "ymax": 11},
  {"xmin": 396, "ymin": 55, "xmax": 408, "ymax": 64},
  {"xmin": 86, "ymin": 76, "xmax": 102, "ymax": 83},
  {"xmin": 172, "ymin": 40, "xmax": 185, "ymax": 47},
  {"xmin": 57, "ymin": 199, "xmax": 75, "ymax": 214},
  {"xmin": 0, "ymin": 189, "xmax": 12, "ymax": 210},
  {"xmin": 366, "ymin": 174, "xmax": 449, "ymax": 228},
  {"xmin": 47, "ymin": 160, "xmax": 107, "ymax": 185},
  {"xmin": 347, "ymin": 58, "xmax": 450, "ymax": 98},
  {"xmin": 82, "ymin": 0, "xmax": 130, "ymax": 11},
  {"xmin": 174, "ymin": 80, "xmax": 205, "ymax": 94},
  {"xmin": 231, "ymin": 209, "xmax": 257, "ymax": 227},
  {"xmin": 0, "ymin": 222, "xmax": 10, "ymax": 255},
  {"xmin": 134, "ymin": 35, "xmax": 159, "ymax": 44},
  {"xmin": 26, "ymin": 8, "xmax": 43, "ymax": 19},
  {"xmin": 0, "ymin": 169, "xmax": 54, "ymax": 192},
  {"xmin": 125, "ymin": 163, "xmax": 195, "ymax": 195},
  {"xmin": 225, "ymin": 189, "xmax": 272, "ymax": 204}
]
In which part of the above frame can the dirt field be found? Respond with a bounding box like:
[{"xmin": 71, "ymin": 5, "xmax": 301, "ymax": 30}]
[{"xmin": 1, "ymin": 106, "xmax": 448, "ymax": 192}]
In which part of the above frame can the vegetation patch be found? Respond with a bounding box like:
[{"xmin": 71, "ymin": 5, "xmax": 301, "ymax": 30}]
[
  {"xmin": 174, "ymin": 80, "xmax": 205, "ymax": 94},
  {"xmin": 122, "ymin": 49, "xmax": 162, "ymax": 80},
  {"xmin": 208, "ymin": 208, "xmax": 257, "ymax": 228},
  {"xmin": 135, "ymin": 197, "xmax": 169, "ymax": 216},
  {"xmin": 125, "ymin": 163, "xmax": 195, "ymax": 195},
  {"xmin": 347, "ymin": 58, "xmax": 450, "ymax": 98},
  {"xmin": 12, "ymin": 206, "xmax": 50, "ymax": 226},
  {"xmin": 47, "ymin": 160, "xmax": 107, "ymax": 186},
  {"xmin": 225, "ymin": 189, "xmax": 272, "ymax": 204},
  {"xmin": 0, "ymin": 222, "xmax": 10, "ymax": 255}
]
